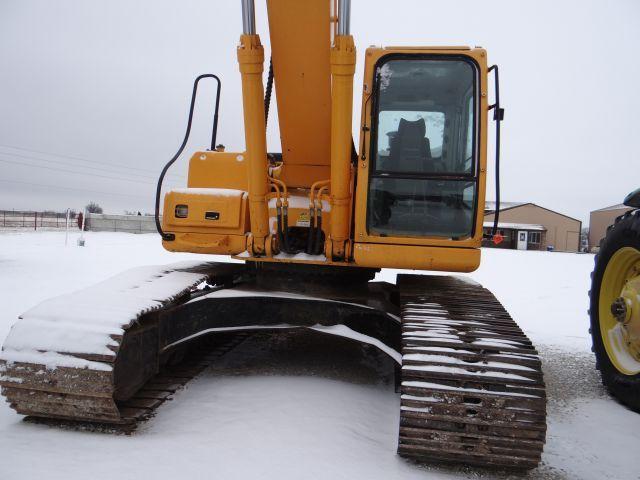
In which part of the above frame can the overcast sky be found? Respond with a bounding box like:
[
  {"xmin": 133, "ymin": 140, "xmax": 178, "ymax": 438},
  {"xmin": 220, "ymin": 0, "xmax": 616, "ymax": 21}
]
[{"xmin": 1, "ymin": 0, "xmax": 638, "ymax": 223}]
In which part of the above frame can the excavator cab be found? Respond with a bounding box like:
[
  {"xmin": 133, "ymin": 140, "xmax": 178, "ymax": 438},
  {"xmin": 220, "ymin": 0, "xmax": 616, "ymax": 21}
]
[{"xmin": 352, "ymin": 47, "xmax": 489, "ymax": 271}]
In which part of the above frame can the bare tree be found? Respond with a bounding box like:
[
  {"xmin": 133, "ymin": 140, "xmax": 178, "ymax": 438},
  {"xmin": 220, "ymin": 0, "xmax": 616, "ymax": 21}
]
[{"xmin": 85, "ymin": 202, "xmax": 103, "ymax": 214}]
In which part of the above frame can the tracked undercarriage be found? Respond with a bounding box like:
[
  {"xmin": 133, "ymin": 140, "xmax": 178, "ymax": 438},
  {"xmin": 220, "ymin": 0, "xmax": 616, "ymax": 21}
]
[
  {"xmin": 0, "ymin": 261, "xmax": 545, "ymax": 468},
  {"xmin": 397, "ymin": 275, "xmax": 546, "ymax": 469}
]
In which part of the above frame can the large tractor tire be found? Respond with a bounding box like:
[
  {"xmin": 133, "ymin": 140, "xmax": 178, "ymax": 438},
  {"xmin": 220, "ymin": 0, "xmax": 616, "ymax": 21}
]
[{"xmin": 590, "ymin": 208, "xmax": 640, "ymax": 411}]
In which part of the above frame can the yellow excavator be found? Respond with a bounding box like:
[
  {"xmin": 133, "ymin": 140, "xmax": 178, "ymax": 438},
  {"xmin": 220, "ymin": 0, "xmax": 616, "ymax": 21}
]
[{"xmin": 0, "ymin": 0, "xmax": 547, "ymax": 470}]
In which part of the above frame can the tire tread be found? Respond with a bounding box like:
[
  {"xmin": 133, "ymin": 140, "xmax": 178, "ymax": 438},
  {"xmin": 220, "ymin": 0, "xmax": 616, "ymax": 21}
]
[{"xmin": 589, "ymin": 209, "xmax": 640, "ymax": 412}]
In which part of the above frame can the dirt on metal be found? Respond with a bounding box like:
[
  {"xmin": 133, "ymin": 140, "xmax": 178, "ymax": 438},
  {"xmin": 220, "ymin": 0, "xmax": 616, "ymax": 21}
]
[{"xmin": 397, "ymin": 275, "xmax": 546, "ymax": 469}]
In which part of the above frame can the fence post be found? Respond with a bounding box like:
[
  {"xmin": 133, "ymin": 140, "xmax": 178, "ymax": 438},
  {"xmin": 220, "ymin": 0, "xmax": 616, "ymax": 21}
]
[
  {"xmin": 34, "ymin": 212, "xmax": 37, "ymax": 231},
  {"xmin": 65, "ymin": 208, "xmax": 70, "ymax": 246}
]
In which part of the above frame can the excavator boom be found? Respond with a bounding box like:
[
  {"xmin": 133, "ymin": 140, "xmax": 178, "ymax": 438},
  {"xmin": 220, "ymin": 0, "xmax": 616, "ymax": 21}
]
[{"xmin": 266, "ymin": 0, "xmax": 332, "ymax": 179}]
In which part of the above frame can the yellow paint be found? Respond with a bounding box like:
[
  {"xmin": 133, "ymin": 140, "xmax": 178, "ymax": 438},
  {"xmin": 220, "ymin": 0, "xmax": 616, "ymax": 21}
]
[
  {"xmin": 278, "ymin": 165, "xmax": 331, "ymax": 190},
  {"xmin": 163, "ymin": 190, "xmax": 249, "ymax": 234},
  {"xmin": 163, "ymin": 232, "xmax": 247, "ymax": 255},
  {"xmin": 161, "ymin": 10, "xmax": 491, "ymax": 274},
  {"xmin": 161, "ymin": 189, "xmax": 250, "ymax": 255},
  {"xmin": 238, "ymin": 33, "xmax": 270, "ymax": 254},
  {"xmin": 187, "ymin": 151, "xmax": 247, "ymax": 191},
  {"xmin": 353, "ymin": 46, "xmax": 488, "ymax": 254},
  {"xmin": 266, "ymin": 0, "xmax": 332, "ymax": 188},
  {"xmin": 329, "ymin": 34, "xmax": 356, "ymax": 259},
  {"xmin": 598, "ymin": 247, "xmax": 640, "ymax": 375},
  {"xmin": 310, "ymin": 179, "xmax": 331, "ymax": 208},
  {"xmin": 353, "ymin": 242, "xmax": 480, "ymax": 272},
  {"xmin": 269, "ymin": 181, "xmax": 282, "ymax": 207}
]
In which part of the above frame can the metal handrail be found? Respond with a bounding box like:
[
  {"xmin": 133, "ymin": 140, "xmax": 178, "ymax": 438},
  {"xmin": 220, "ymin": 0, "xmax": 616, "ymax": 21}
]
[{"xmin": 155, "ymin": 74, "xmax": 222, "ymax": 241}]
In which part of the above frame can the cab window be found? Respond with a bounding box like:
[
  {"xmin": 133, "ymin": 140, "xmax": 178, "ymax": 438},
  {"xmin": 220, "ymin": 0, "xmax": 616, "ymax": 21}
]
[{"xmin": 367, "ymin": 56, "xmax": 478, "ymax": 239}]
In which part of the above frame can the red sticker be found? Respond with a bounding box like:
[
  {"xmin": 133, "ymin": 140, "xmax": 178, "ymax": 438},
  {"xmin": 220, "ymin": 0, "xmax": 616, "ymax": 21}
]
[{"xmin": 493, "ymin": 234, "xmax": 504, "ymax": 245}]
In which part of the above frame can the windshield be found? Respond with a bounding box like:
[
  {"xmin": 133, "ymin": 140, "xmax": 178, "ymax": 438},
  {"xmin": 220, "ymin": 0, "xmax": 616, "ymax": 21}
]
[{"xmin": 367, "ymin": 56, "xmax": 478, "ymax": 239}]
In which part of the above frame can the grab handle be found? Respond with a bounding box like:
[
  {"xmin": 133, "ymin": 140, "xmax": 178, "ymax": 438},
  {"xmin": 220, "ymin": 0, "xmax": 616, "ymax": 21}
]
[
  {"xmin": 488, "ymin": 65, "xmax": 504, "ymax": 239},
  {"xmin": 155, "ymin": 74, "xmax": 222, "ymax": 241}
]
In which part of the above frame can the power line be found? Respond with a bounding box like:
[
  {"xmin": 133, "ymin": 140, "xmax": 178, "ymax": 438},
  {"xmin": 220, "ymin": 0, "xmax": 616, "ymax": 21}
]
[
  {"xmin": 0, "ymin": 142, "xmax": 187, "ymax": 177},
  {"xmin": 0, "ymin": 143, "xmax": 188, "ymax": 179},
  {"xmin": 0, "ymin": 157, "xmax": 183, "ymax": 186},
  {"xmin": 0, "ymin": 150, "xmax": 184, "ymax": 183},
  {"xmin": 0, "ymin": 178, "xmax": 152, "ymax": 199}
]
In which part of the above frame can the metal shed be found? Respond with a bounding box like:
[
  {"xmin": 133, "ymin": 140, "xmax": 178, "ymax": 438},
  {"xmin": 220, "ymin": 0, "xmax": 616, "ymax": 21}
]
[{"xmin": 484, "ymin": 202, "xmax": 582, "ymax": 252}]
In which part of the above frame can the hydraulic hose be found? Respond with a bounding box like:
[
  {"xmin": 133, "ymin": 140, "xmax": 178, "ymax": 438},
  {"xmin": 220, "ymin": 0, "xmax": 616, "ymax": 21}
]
[
  {"xmin": 314, "ymin": 185, "xmax": 329, "ymax": 255},
  {"xmin": 264, "ymin": 57, "xmax": 274, "ymax": 125},
  {"xmin": 306, "ymin": 204, "xmax": 316, "ymax": 254},
  {"xmin": 488, "ymin": 65, "xmax": 503, "ymax": 238}
]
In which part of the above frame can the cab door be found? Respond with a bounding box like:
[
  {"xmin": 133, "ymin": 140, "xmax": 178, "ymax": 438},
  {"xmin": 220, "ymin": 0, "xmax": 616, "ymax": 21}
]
[{"xmin": 353, "ymin": 47, "xmax": 488, "ymax": 256}]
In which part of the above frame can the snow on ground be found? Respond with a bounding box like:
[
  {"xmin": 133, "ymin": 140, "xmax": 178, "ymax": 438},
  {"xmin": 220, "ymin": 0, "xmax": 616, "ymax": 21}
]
[
  {"xmin": 0, "ymin": 231, "xmax": 638, "ymax": 480},
  {"xmin": 378, "ymin": 248, "xmax": 595, "ymax": 352}
]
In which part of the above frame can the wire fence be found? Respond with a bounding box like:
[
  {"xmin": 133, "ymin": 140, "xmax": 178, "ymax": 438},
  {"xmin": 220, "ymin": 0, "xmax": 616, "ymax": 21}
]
[{"xmin": 0, "ymin": 210, "xmax": 81, "ymax": 231}]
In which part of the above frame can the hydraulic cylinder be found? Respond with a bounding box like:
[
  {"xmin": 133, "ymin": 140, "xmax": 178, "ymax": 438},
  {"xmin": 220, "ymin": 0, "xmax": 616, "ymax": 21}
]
[
  {"xmin": 329, "ymin": 34, "xmax": 356, "ymax": 259},
  {"xmin": 237, "ymin": 33, "xmax": 270, "ymax": 254}
]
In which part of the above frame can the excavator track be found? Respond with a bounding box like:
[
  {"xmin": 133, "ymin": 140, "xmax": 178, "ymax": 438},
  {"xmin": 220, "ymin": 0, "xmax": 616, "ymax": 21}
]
[
  {"xmin": 1, "ymin": 260, "xmax": 547, "ymax": 470},
  {"xmin": 397, "ymin": 274, "xmax": 547, "ymax": 470},
  {"xmin": 0, "ymin": 261, "xmax": 401, "ymax": 431},
  {"xmin": 0, "ymin": 261, "xmax": 247, "ymax": 429},
  {"xmin": 21, "ymin": 332, "xmax": 251, "ymax": 433}
]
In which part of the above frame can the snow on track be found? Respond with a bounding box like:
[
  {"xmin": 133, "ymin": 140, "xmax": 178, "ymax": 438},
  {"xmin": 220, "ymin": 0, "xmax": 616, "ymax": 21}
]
[{"xmin": 1, "ymin": 260, "xmax": 213, "ymax": 370}]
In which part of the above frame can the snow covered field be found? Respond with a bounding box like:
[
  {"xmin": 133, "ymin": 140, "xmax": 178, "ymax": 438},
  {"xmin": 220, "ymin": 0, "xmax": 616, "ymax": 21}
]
[{"xmin": 0, "ymin": 231, "xmax": 638, "ymax": 480}]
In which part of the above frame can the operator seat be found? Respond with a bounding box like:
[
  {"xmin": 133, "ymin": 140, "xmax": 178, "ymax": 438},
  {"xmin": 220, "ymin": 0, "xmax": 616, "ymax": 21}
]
[
  {"xmin": 389, "ymin": 118, "xmax": 431, "ymax": 173},
  {"xmin": 386, "ymin": 118, "xmax": 439, "ymax": 229}
]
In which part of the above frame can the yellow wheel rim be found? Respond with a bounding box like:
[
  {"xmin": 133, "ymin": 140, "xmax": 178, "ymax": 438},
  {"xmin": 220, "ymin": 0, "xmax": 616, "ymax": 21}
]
[{"xmin": 599, "ymin": 247, "xmax": 640, "ymax": 375}]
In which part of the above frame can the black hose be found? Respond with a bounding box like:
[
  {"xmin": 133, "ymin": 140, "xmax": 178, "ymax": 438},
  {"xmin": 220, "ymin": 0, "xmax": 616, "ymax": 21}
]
[
  {"xmin": 264, "ymin": 57, "xmax": 285, "ymax": 251},
  {"xmin": 493, "ymin": 113, "xmax": 501, "ymax": 236},
  {"xmin": 314, "ymin": 210, "xmax": 323, "ymax": 255},
  {"xmin": 155, "ymin": 74, "xmax": 222, "ymax": 241},
  {"xmin": 276, "ymin": 205, "xmax": 285, "ymax": 252},
  {"xmin": 283, "ymin": 206, "xmax": 292, "ymax": 253},
  {"xmin": 488, "ymin": 65, "xmax": 502, "ymax": 238},
  {"xmin": 306, "ymin": 207, "xmax": 316, "ymax": 254},
  {"xmin": 264, "ymin": 57, "xmax": 274, "ymax": 125}
]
